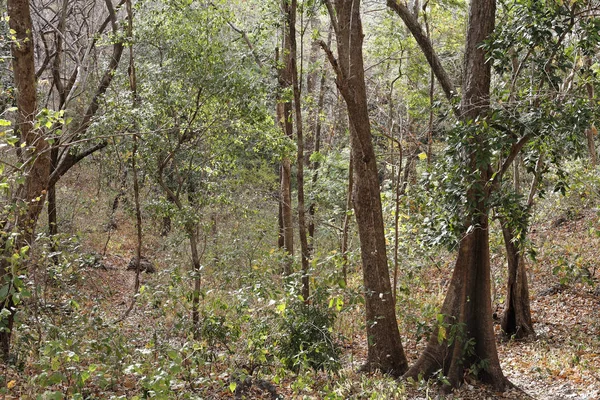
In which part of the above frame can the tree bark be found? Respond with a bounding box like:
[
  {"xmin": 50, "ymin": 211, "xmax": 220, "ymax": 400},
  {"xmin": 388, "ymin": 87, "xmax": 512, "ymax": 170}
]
[
  {"xmin": 322, "ymin": 0, "xmax": 408, "ymax": 376},
  {"xmin": 499, "ymin": 219, "xmax": 534, "ymax": 339},
  {"xmin": 584, "ymin": 56, "xmax": 597, "ymax": 166},
  {"xmin": 307, "ymin": 25, "xmax": 331, "ymax": 254},
  {"xmin": 1, "ymin": 0, "xmax": 51, "ymax": 360},
  {"xmin": 277, "ymin": 31, "xmax": 294, "ymax": 275},
  {"xmin": 287, "ymin": 0, "xmax": 310, "ymax": 301},
  {"xmin": 499, "ymin": 153, "xmax": 543, "ymax": 339},
  {"xmin": 340, "ymin": 153, "xmax": 353, "ymax": 286},
  {"xmin": 403, "ymin": 0, "xmax": 511, "ymax": 390}
]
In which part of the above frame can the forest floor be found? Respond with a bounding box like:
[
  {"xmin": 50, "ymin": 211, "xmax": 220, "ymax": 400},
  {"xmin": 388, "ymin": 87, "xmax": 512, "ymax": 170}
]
[{"xmin": 2, "ymin": 199, "xmax": 600, "ymax": 398}]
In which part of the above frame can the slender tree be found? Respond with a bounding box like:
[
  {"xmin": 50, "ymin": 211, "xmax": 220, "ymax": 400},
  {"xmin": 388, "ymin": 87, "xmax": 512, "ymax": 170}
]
[
  {"xmin": 277, "ymin": 8, "xmax": 295, "ymax": 274},
  {"xmin": 285, "ymin": 0, "xmax": 310, "ymax": 301},
  {"xmin": 320, "ymin": 0, "xmax": 409, "ymax": 376}
]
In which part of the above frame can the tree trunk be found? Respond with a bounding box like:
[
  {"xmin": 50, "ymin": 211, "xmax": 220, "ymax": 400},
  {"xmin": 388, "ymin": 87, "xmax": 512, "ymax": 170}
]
[
  {"xmin": 277, "ymin": 33, "xmax": 295, "ymax": 274},
  {"xmin": 278, "ymin": 174, "xmax": 285, "ymax": 248},
  {"xmin": 307, "ymin": 26, "xmax": 331, "ymax": 253},
  {"xmin": 189, "ymin": 225, "xmax": 202, "ymax": 336},
  {"xmin": 322, "ymin": 0, "xmax": 408, "ymax": 376},
  {"xmin": 405, "ymin": 218, "xmax": 508, "ymax": 389},
  {"xmin": 187, "ymin": 182, "xmax": 202, "ymax": 336},
  {"xmin": 287, "ymin": 0, "xmax": 310, "ymax": 301},
  {"xmin": 499, "ymin": 153, "xmax": 543, "ymax": 339},
  {"xmin": 1, "ymin": 0, "xmax": 51, "ymax": 360},
  {"xmin": 499, "ymin": 220, "xmax": 534, "ymax": 338},
  {"xmin": 404, "ymin": 0, "xmax": 511, "ymax": 390},
  {"xmin": 48, "ymin": 147, "xmax": 59, "ymax": 264},
  {"xmin": 340, "ymin": 153, "xmax": 353, "ymax": 285},
  {"xmin": 585, "ymin": 57, "xmax": 597, "ymax": 166}
]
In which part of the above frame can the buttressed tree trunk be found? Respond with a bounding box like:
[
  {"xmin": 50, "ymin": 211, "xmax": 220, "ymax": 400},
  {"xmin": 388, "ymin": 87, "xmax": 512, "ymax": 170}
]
[
  {"xmin": 499, "ymin": 154, "xmax": 542, "ymax": 339},
  {"xmin": 321, "ymin": 0, "xmax": 408, "ymax": 376},
  {"xmin": 402, "ymin": 0, "xmax": 511, "ymax": 390},
  {"xmin": 499, "ymin": 219, "xmax": 534, "ymax": 338},
  {"xmin": 1, "ymin": 0, "xmax": 51, "ymax": 360}
]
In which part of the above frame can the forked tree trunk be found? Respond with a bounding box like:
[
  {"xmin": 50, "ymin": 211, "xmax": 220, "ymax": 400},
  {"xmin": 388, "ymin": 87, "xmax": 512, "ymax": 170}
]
[
  {"xmin": 499, "ymin": 220, "xmax": 534, "ymax": 338},
  {"xmin": 322, "ymin": 0, "xmax": 408, "ymax": 376}
]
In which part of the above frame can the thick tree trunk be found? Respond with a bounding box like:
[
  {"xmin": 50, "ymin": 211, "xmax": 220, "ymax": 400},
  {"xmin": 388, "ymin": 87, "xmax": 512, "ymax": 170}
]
[
  {"xmin": 403, "ymin": 0, "xmax": 511, "ymax": 389},
  {"xmin": 405, "ymin": 217, "xmax": 509, "ymax": 389},
  {"xmin": 499, "ymin": 220, "xmax": 534, "ymax": 338},
  {"xmin": 323, "ymin": 0, "xmax": 408, "ymax": 376}
]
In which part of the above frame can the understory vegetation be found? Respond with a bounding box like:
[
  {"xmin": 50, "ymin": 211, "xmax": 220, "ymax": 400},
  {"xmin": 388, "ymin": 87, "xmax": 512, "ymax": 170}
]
[{"xmin": 1, "ymin": 0, "xmax": 600, "ymax": 398}]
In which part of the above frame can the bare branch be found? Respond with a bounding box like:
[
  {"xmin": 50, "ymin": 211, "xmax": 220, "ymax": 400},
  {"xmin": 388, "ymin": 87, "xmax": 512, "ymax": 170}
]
[{"xmin": 386, "ymin": 0, "xmax": 457, "ymax": 106}]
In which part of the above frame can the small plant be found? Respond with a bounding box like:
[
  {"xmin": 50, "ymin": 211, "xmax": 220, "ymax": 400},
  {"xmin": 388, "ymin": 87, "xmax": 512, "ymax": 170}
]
[{"xmin": 278, "ymin": 298, "xmax": 341, "ymax": 373}]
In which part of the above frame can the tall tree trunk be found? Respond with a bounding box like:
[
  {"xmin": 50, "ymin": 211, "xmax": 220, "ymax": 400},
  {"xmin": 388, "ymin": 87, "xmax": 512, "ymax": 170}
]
[
  {"xmin": 189, "ymin": 224, "xmax": 202, "ymax": 336},
  {"xmin": 307, "ymin": 25, "xmax": 331, "ymax": 254},
  {"xmin": 321, "ymin": 0, "xmax": 408, "ymax": 376},
  {"xmin": 277, "ymin": 31, "xmax": 295, "ymax": 275},
  {"xmin": 48, "ymin": 147, "xmax": 59, "ymax": 264},
  {"xmin": 1, "ymin": 0, "xmax": 51, "ymax": 360},
  {"xmin": 404, "ymin": 0, "xmax": 511, "ymax": 390},
  {"xmin": 287, "ymin": 0, "xmax": 310, "ymax": 301}
]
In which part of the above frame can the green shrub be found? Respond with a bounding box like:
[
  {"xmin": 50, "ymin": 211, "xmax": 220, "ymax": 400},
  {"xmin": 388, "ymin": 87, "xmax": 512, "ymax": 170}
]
[{"xmin": 278, "ymin": 299, "xmax": 341, "ymax": 373}]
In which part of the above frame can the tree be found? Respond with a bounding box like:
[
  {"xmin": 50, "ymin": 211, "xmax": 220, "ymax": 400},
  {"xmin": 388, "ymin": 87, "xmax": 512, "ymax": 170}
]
[
  {"xmin": 320, "ymin": 0, "xmax": 409, "ymax": 376},
  {"xmin": 285, "ymin": 0, "xmax": 310, "ymax": 300},
  {"xmin": 389, "ymin": 0, "xmax": 512, "ymax": 389},
  {"xmin": 277, "ymin": 1, "xmax": 295, "ymax": 275},
  {"xmin": 1, "ymin": 0, "xmax": 51, "ymax": 360}
]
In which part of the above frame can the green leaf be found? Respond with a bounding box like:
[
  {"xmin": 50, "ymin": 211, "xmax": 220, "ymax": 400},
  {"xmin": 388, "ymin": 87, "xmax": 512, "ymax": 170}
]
[
  {"xmin": 437, "ymin": 326, "xmax": 447, "ymax": 344},
  {"xmin": 229, "ymin": 381, "xmax": 237, "ymax": 393}
]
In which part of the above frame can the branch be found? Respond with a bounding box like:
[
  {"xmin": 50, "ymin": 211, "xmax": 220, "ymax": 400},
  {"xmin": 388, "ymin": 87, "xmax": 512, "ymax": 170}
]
[
  {"xmin": 48, "ymin": 141, "xmax": 108, "ymax": 186},
  {"xmin": 226, "ymin": 21, "xmax": 263, "ymax": 68},
  {"xmin": 527, "ymin": 153, "xmax": 544, "ymax": 208},
  {"xmin": 386, "ymin": 0, "xmax": 457, "ymax": 106},
  {"xmin": 53, "ymin": 0, "xmax": 125, "ymax": 184},
  {"xmin": 318, "ymin": 40, "xmax": 344, "ymax": 83},
  {"xmin": 492, "ymin": 131, "xmax": 533, "ymax": 187},
  {"xmin": 323, "ymin": 0, "xmax": 339, "ymax": 37}
]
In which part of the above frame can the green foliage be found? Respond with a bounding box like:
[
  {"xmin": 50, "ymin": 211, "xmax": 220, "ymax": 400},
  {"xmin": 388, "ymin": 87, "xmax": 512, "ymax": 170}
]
[{"xmin": 278, "ymin": 295, "xmax": 341, "ymax": 373}]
